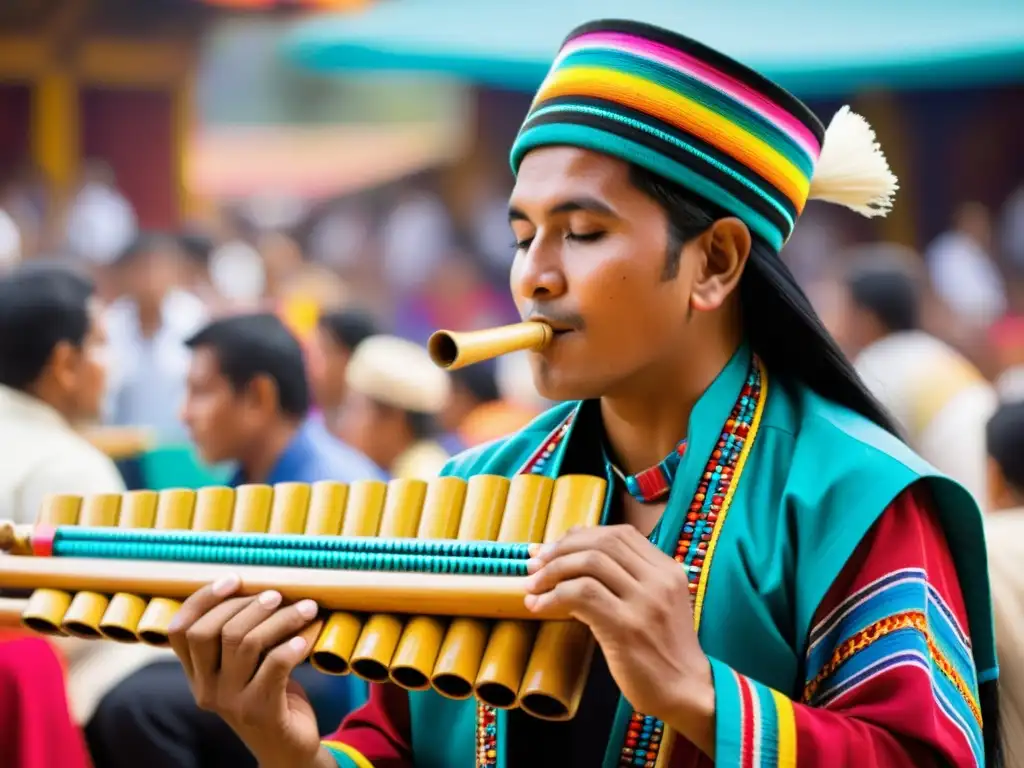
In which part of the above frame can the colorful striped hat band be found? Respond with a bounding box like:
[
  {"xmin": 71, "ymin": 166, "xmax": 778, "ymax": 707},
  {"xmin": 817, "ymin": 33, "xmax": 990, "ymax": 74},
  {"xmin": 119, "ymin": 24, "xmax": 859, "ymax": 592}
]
[{"xmin": 510, "ymin": 20, "xmax": 899, "ymax": 252}]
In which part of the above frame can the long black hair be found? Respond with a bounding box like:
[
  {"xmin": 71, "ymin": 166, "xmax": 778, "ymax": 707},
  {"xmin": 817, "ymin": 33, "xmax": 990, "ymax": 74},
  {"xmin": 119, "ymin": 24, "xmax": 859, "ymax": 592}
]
[
  {"xmin": 630, "ymin": 164, "xmax": 1003, "ymax": 767},
  {"xmin": 629, "ymin": 164, "xmax": 901, "ymax": 435}
]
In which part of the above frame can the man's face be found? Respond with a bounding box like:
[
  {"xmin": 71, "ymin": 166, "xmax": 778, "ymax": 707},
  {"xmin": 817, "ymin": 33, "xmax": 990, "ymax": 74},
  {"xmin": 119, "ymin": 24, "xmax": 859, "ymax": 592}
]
[
  {"xmin": 309, "ymin": 327, "xmax": 350, "ymax": 411},
  {"xmin": 67, "ymin": 299, "xmax": 110, "ymax": 421},
  {"xmin": 831, "ymin": 293, "xmax": 885, "ymax": 359},
  {"xmin": 180, "ymin": 347, "xmax": 247, "ymax": 464},
  {"xmin": 123, "ymin": 247, "xmax": 180, "ymax": 308},
  {"xmin": 508, "ymin": 147, "xmax": 695, "ymax": 401},
  {"xmin": 335, "ymin": 390, "xmax": 388, "ymax": 468}
]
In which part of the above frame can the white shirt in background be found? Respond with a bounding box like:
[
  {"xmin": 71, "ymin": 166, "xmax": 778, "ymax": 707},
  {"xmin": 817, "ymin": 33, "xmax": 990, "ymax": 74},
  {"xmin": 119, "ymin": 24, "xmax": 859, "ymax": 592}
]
[
  {"xmin": 926, "ymin": 231, "xmax": 1007, "ymax": 328},
  {"xmin": 65, "ymin": 182, "xmax": 137, "ymax": 266},
  {"xmin": 104, "ymin": 289, "xmax": 208, "ymax": 443},
  {"xmin": 0, "ymin": 384, "xmax": 125, "ymax": 523}
]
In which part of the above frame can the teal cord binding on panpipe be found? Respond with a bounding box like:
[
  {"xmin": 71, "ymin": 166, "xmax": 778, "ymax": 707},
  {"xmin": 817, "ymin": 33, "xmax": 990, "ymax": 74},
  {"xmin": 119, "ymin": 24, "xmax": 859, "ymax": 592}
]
[{"xmin": 47, "ymin": 527, "xmax": 532, "ymax": 575}]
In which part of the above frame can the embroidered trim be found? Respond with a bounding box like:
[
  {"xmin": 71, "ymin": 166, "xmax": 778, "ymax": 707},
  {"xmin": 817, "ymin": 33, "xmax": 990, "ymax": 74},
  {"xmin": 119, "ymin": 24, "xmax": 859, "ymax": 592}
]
[
  {"xmin": 802, "ymin": 610, "xmax": 982, "ymax": 727},
  {"xmin": 722, "ymin": 666, "xmax": 799, "ymax": 768},
  {"xmin": 321, "ymin": 740, "xmax": 376, "ymax": 768},
  {"xmin": 475, "ymin": 358, "xmax": 768, "ymax": 768},
  {"xmin": 692, "ymin": 358, "xmax": 768, "ymax": 633}
]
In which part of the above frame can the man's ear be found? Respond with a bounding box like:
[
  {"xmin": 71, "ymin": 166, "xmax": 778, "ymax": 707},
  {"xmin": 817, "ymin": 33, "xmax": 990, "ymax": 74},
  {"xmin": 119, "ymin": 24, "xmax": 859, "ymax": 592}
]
[
  {"xmin": 245, "ymin": 374, "xmax": 281, "ymax": 416},
  {"xmin": 689, "ymin": 217, "xmax": 751, "ymax": 313},
  {"xmin": 48, "ymin": 340, "xmax": 80, "ymax": 392}
]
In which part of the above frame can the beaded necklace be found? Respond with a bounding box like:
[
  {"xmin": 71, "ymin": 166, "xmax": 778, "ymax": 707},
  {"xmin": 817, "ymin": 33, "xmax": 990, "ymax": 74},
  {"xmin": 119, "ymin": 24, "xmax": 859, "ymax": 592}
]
[
  {"xmin": 476, "ymin": 358, "xmax": 766, "ymax": 768},
  {"xmin": 606, "ymin": 439, "xmax": 688, "ymax": 504}
]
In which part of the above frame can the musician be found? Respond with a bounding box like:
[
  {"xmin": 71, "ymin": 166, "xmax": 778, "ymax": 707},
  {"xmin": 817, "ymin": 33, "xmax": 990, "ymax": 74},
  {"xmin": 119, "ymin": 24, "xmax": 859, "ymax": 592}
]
[
  {"xmin": 336, "ymin": 334, "xmax": 452, "ymax": 480},
  {"xmin": 167, "ymin": 20, "xmax": 998, "ymax": 768},
  {"xmin": 86, "ymin": 312, "xmax": 380, "ymax": 768}
]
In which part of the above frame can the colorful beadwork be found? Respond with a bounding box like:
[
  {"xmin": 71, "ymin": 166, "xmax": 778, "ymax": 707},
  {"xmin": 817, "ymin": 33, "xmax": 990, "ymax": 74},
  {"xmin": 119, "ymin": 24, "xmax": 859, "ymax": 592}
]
[
  {"xmin": 474, "ymin": 359, "xmax": 765, "ymax": 768},
  {"xmin": 476, "ymin": 703, "xmax": 498, "ymax": 767},
  {"xmin": 609, "ymin": 439, "xmax": 687, "ymax": 504},
  {"xmin": 617, "ymin": 360, "xmax": 764, "ymax": 768}
]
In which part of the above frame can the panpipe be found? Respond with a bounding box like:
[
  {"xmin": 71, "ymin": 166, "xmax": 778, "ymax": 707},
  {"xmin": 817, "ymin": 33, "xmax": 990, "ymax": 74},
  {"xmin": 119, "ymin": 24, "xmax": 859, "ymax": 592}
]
[{"xmin": 0, "ymin": 472, "xmax": 605, "ymax": 721}]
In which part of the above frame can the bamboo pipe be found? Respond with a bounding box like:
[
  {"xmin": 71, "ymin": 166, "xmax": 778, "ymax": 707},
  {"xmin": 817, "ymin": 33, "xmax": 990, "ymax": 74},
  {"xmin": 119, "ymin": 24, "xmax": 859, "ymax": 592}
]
[
  {"xmin": 100, "ymin": 489, "xmax": 196, "ymax": 642},
  {"xmin": 348, "ymin": 478, "xmax": 428, "ymax": 682},
  {"xmin": 20, "ymin": 494, "xmax": 84, "ymax": 636},
  {"xmin": 427, "ymin": 321, "xmax": 552, "ymax": 371},
  {"xmin": 472, "ymin": 474, "xmax": 554, "ymax": 709},
  {"xmin": 310, "ymin": 479, "xmax": 388, "ymax": 675},
  {"xmin": 137, "ymin": 486, "xmax": 236, "ymax": 646},
  {"xmin": 516, "ymin": 475, "xmax": 607, "ymax": 720},
  {"xmin": 386, "ymin": 477, "xmax": 467, "ymax": 691},
  {"xmin": 427, "ymin": 475, "xmax": 511, "ymax": 699},
  {"xmin": 58, "ymin": 494, "xmax": 121, "ymax": 638},
  {"xmin": 0, "ymin": 556, "xmax": 571, "ymax": 621}
]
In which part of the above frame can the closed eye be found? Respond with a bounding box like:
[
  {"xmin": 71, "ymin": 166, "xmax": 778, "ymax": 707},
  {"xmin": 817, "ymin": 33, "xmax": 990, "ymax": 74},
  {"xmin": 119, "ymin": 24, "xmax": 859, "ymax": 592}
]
[{"xmin": 567, "ymin": 231, "xmax": 605, "ymax": 243}]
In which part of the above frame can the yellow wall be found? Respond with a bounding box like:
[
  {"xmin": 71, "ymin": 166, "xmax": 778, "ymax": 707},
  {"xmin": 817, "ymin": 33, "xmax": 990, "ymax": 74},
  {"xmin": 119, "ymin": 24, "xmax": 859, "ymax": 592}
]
[{"xmin": 0, "ymin": 33, "xmax": 196, "ymax": 218}]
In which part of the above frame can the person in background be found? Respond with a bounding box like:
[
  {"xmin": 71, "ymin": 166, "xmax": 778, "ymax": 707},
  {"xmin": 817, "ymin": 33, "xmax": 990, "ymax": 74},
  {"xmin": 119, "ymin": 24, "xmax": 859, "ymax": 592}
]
[
  {"xmin": 64, "ymin": 159, "xmax": 137, "ymax": 267},
  {"xmin": 0, "ymin": 206, "xmax": 21, "ymax": 272},
  {"xmin": 437, "ymin": 363, "xmax": 501, "ymax": 454},
  {"xmin": 104, "ymin": 233, "xmax": 208, "ymax": 445},
  {"xmin": 982, "ymin": 400, "xmax": 1024, "ymax": 764},
  {"xmin": 0, "ymin": 262, "xmax": 124, "ymax": 520},
  {"xmin": 257, "ymin": 229, "xmax": 305, "ymax": 304},
  {"xmin": 308, "ymin": 308, "xmax": 379, "ymax": 440},
  {"xmin": 0, "ymin": 262, "xmax": 163, "ymax": 766},
  {"xmin": 86, "ymin": 312, "xmax": 380, "ymax": 768},
  {"xmin": 836, "ymin": 244, "xmax": 997, "ymax": 502},
  {"xmin": 926, "ymin": 201, "xmax": 1007, "ymax": 329},
  {"xmin": 177, "ymin": 229, "xmax": 217, "ymax": 305},
  {"xmin": 988, "ymin": 314, "xmax": 1024, "ymax": 399},
  {"xmin": 337, "ymin": 335, "xmax": 451, "ymax": 479}
]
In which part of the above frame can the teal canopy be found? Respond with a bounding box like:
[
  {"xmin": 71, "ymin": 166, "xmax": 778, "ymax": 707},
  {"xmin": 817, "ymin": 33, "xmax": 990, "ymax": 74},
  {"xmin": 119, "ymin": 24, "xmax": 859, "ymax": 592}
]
[{"xmin": 282, "ymin": 0, "xmax": 1024, "ymax": 97}]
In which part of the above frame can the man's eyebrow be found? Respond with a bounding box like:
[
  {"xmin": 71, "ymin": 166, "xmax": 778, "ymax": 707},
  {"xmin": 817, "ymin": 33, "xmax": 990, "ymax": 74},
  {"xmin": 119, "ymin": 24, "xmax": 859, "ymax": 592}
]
[{"xmin": 508, "ymin": 196, "xmax": 618, "ymax": 223}]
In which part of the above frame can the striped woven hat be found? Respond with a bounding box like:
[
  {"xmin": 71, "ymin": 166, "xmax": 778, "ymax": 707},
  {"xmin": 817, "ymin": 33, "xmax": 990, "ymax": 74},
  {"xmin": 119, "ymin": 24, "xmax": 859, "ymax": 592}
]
[{"xmin": 510, "ymin": 20, "xmax": 898, "ymax": 252}]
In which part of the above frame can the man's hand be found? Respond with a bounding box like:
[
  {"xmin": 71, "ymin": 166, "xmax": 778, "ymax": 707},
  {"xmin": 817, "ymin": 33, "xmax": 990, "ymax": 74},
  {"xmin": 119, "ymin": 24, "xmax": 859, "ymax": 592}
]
[
  {"xmin": 524, "ymin": 525, "xmax": 716, "ymax": 754},
  {"xmin": 167, "ymin": 574, "xmax": 326, "ymax": 768}
]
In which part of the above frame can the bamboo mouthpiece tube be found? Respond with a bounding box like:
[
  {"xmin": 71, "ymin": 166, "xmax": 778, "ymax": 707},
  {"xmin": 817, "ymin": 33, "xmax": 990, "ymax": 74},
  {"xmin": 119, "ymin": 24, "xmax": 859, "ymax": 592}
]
[{"xmin": 427, "ymin": 321, "xmax": 552, "ymax": 371}]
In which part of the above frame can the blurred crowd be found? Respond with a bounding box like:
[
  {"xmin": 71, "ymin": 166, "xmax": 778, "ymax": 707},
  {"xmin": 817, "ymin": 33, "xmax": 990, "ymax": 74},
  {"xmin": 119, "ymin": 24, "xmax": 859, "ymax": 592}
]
[{"xmin": 3, "ymin": 148, "xmax": 1024, "ymax": 766}]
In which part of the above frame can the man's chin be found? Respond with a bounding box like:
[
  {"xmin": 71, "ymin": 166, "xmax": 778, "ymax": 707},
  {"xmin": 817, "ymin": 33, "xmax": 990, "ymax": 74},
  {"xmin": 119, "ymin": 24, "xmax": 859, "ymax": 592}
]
[{"xmin": 533, "ymin": 369, "xmax": 608, "ymax": 404}]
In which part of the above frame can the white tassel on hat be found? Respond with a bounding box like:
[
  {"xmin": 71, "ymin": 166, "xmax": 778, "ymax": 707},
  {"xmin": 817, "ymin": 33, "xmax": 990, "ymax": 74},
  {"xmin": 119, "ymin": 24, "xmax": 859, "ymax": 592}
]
[{"xmin": 807, "ymin": 106, "xmax": 899, "ymax": 218}]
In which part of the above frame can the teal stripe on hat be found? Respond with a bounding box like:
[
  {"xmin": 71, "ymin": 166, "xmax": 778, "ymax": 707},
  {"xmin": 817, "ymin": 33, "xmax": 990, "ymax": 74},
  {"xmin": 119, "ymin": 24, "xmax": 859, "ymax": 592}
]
[
  {"xmin": 554, "ymin": 49, "xmax": 815, "ymax": 176},
  {"xmin": 521, "ymin": 102, "xmax": 796, "ymax": 232},
  {"xmin": 511, "ymin": 122, "xmax": 786, "ymax": 251}
]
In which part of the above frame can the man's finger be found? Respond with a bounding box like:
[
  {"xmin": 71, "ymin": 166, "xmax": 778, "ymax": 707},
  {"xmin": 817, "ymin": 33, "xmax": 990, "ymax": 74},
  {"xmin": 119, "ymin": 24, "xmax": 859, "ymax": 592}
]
[
  {"xmin": 529, "ymin": 525, "xmax": 658, "ymax": 580},
  {"xmin": 168, "ymin": 574, "xmax": 242, "ymax": 679},
  {"xmin": 525, "ymin": 576, "xmax": 621, "ymax": 632},
  {"xmin": 220, "ymin": 598, "xmax": 318, "ymax": 693},
  {"xmin": 217, "ymin": 590, "xmax": 286, "ymax": 692},
  {"xmin": 245, "ymin": 618, "xmax": 322, "ymax": 702},
  {"xmin": 525, "ymin": 549, "xmax": 638, "ymax": 598},
  {"xmin": 184, "ymin": 596, "xmax": 254, "ymax": 684}
]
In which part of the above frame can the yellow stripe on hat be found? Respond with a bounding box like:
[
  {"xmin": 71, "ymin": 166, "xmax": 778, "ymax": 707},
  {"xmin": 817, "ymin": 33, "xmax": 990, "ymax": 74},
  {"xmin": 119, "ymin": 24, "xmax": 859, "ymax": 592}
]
[{"xmin": 533, "ymin": 66, "xmax": 810, "ymax": 211}]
